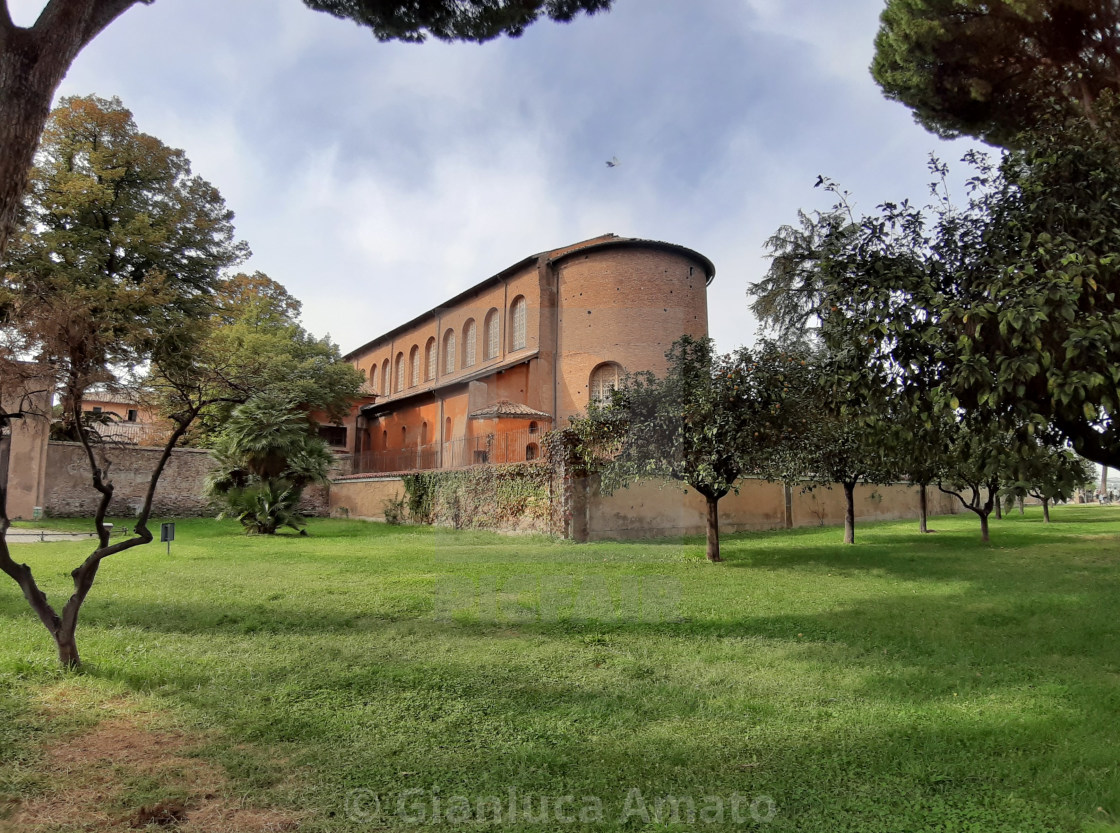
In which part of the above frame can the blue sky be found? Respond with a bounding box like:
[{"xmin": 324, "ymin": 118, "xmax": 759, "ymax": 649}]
[{"xmin": 11, "ymin": 0, "xmax": 974, "ymax": 355}]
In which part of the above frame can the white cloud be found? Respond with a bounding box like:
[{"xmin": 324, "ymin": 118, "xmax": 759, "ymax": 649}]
[{"xmin": 11, "ymin": 0, "xmax": 970, "ymax": 355}]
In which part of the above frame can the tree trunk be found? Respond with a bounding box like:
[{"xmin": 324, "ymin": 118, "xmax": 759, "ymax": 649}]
[
  {"xmin": 55, "ymin": 629, "xmax": 79, "ymax": 667},
  {"xmin": 0, "ymin": 1, "xmax": 141, "ymax": 256},
  {"xmin": 704, "ymin": 494, "xmax": 721, "ymax": 562},
  {"xmin": 919, "ymin": 484, "xmax": 929, "ymax": 533},
  {"xmin": 1018, "ymin": 496, "xmax": 1024, "ymax": 515},
  {"xmin": 993, "ymin": 495, "xmax": 1002, "ymax": 520},
  {"xmin": 979, "ymin": 511, "xmax": 990, "ymax": 542},
  {"xmin": 843, "ymin": 480, "xmax": 855, "ymax": 545},
  {"xmin": 1042, "ymin": 498, "xmax": 1050, "ymax": 524}
]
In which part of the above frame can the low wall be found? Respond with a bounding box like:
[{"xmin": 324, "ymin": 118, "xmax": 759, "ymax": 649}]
[
  {"xmin": 585, "ymin": 478, "xmax": 960, "ymax": 541},
  {"xmin": 44, "ymin": 442, "xmax": 330, "ymax": 519},
  {"xmin": 330, "ymin": 476, "xmax": 406, "ymax": 521},
  {"xmin": 330, "ymin": 469, "xmax": 961, "ymax": 540}
]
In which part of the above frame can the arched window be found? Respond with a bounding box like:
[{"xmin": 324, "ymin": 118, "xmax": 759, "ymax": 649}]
[
  {"xmin": 463, "ymin": 319, "xmax": 476, "ymax": 368},
  {"xmin": 394, "ymin": 353, "xmax": 405, "ymax": 393},
  {"xmin": 382, "ymin": 359, "xmax": 390, "ymax": 395},
  {"xmin": 421, "ymin": 421, "xmax": 429, "ymax": 445},
  {"xmin": 443, "ymin": 329, "xmax": 456, "ymax": 374},
  {"xmin": 528, "ymin": 421, "xmax": 539, "ymax": 436},
  {"xmin": 382, "ymin": 430, "xmax": 387, "ymax": 448},
  {"xmin": 444, "ymin": 417, "xmax": 452, "ymax": 441},
  {"xmin": 401, "ymin": 425, "xmax": 407, "ymax": 447},
  {"xmin": 525, "ymin": 443, "xmax": 539, "ymax": 461},
  {"xmin": 409, "ymin": 345, "xmax": 420, "ymax": 387},
  {"xmin": 484, "ymin": 308, "xmax": 500, "ymax": 360},
  {"xmin": 425, "ymin": 337, "xmax": 437, "ymax": 381},
  {"xmin": 368, "ymin": 364, "xmax": 377, "ymax": 393},
  {"xmin": 589, "ymin": 362, "xmax": 623, "ymax": 405},
  {"xmin": 510, "ymin": 296, "xmax": 527, "ymax": 351}
]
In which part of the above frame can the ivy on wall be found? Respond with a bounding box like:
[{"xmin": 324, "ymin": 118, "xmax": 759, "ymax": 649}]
[{"xmin": 400, "ymin": 462, "xmax": 552, "ymax": 532}]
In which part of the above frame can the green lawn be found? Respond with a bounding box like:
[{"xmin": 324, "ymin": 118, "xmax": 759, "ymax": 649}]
[{"xmin": 2, "ymin": 506, "xmax": 1119, "ymax": 831}]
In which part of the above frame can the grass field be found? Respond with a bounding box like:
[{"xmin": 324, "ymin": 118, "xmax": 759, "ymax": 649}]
[{"xmin": 1, "ymin": 506, "xmax": 1119, "ymax": 831}]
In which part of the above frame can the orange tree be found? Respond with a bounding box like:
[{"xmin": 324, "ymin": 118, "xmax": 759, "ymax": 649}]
[{"xmin": 571, "ymin": 336, "xmax": 813, "ymax": 562}]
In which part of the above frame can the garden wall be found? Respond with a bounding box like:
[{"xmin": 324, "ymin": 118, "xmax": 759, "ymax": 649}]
[
  {"xmin": 329, "ymin": 465, "xmax": 961, "ymax": 540},
  {"xmin": 43, "ymin": 442, "xmax": 329, "ymax": 519},
  {"xmin": 584, "ymin": 478, "xmax": 960, "ymax": 541},
  {"xmin": 330, "ymin": 464, "xmax": 554, "ymax": 535},
  {"xmin": 330, "ymin": 475, "xmax": 407, "ymax": 521}
]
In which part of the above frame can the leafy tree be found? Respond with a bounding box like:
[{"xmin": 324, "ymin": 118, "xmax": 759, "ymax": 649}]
[
  {"xmin": 207, "ymin": 395, "xmax": 334, "ymax": 535},
  {"xmin": 175, "ymin": 271, "xmax": 366, "ymax": 445},
  {"xmin": 0, "ymin": 95, "xmax": 244, "ymax": 666},
  {"xmin": 787, "ymin": 345, "xmax": 903, "ymax": 545},
  {"xmin": 872, "ymin": 0, "xmax": 1120, "ymax": 147},
  {"xmin": 1005, "ymin": 442, "xmax": 1096, "ymax": 523},
  {"xmin": 0, "ymin": 0, "xmax": 611, "ymax": 256},
  {"xmin": 572, "ymin": 336, "xmax": 810, "ymax": 562},
  {"xmin": 766, "ymin": 135, "xmax": 1120, "ymax": 471}
]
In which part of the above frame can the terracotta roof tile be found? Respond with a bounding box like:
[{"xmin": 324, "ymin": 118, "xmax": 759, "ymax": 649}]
[{"xmin": 469, "ymin": 400, "xmax": 552, "ymax": 420}]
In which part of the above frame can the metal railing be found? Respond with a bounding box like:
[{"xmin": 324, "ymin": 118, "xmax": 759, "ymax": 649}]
[{"xmin": 354, "ymin": 427, "xmax": 544, "ymax": 474}]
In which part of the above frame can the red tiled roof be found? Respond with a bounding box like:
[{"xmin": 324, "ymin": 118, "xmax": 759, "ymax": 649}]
[{"xmin": 469, "ymin": 400, "xmax": 552, "ymax": 419}]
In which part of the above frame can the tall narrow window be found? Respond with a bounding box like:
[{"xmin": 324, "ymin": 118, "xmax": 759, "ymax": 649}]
[
  {"xmin": 445, "ymin": 417, "xmax": 452, "ymax": 441},
  {"xmin": 395, "ymin": 353, "xmax": 405, "ymax": 393},
  {"xmin": 382, "ymin": 359, "xmax": 390, "ymax": 395},
  {"xmin": 485, "ymin": 309, "xmax": 500, "ymax": 360},
  {"xmin": 589, "ymin": 362, "xmax": 623, "ymax": 404},
  {"xmin": 409, "ymin": 345, "xmax": 420, "ymax": 387},
  {"xmin": 425, "ymin": 337, "xmax": 437, "ymax": 381},
  {"xmin": 463, "ymin": 319, "xmax": 476, "ymax": 368},
  {"xmin": 444, "ymin": 329, "xmax": 457, "ymax": 374},
  {"xmin": 369, "ymin": 364, "xmax": 377, "ymax": 394},
  {"xmin": 510, "ymin": 296, "xmax": 527, "ymax": 351}
]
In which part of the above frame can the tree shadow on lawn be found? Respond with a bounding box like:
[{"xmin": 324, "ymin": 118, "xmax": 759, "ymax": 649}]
[{"xmin": 70, "ymin": 603, "xmax": 1115, "ymax": 832}]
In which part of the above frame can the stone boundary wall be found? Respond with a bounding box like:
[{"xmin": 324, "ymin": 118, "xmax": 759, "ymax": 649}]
[
  {"xmin": 329, "ymin": 469, "xmax": 961, "ymax": 540},
  {"xmin": 585, "ymin": 478, "xmax": 961, "ymax": 541},
  {"xmin": 44, "ymin": 442, "xmax": 329, "ymax": 519}
]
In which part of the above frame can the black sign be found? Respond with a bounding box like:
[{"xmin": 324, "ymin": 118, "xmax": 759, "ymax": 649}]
[{"xmin": 160, "ymin": 522, "xmax": 175, "ymax": 543}]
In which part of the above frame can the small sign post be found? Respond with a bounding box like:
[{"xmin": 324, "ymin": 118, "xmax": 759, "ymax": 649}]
[{"xmin": 160, "ymin": 522, "xmax": 175, "ymax": 555}]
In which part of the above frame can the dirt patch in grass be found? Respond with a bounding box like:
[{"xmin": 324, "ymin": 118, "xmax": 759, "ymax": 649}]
[{"xmin": 2, "ymin": 688, "xmax": 301, "ymax": 832}]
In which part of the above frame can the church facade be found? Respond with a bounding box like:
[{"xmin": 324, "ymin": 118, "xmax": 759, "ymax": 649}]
[{"xmin": 340, "ymin": 234, "xmax": 714, "ymax": 474}]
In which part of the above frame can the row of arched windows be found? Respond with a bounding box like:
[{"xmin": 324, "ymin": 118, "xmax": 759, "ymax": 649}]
[{"xmin": 368, "ymin": 296, "xmax": 530, "ymax": 395}]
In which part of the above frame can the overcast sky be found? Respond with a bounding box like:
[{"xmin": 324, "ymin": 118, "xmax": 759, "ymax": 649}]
[{"xmin": 11, "ymin": 0, "xmax": 976, "ymax": 355}]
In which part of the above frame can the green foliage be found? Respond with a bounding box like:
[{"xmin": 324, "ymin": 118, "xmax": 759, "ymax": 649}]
[
  {"xmin": 401, "ymin": 472, "xmax": 438, "ymax": 524},
  {"xmin": 1, "ymin": 94, "xmax": 246, "ymax": 417},
  {"xmin": 217, "ymin": 479, "xmax": 306, "ymax": 536},
  {"xmin": 302, "ymin": 0, "xmax": 611, "ymax": 43},
  {"xmin": 400, "ymin": 463, "xmax": 551, "ymax": 530},
  {"xmin": 1005, "ymin": 443, "xmax": 1097, "ymax": 506},
  {"xmin": 569, "ymin": 337, "xmax": 821, "ymax": 559},
  {"xmin": 872, "ymin": 0, "xmax": 1120, "ymax": 147},
  {"xmin": 762, "ymin": 118, "xmax": 1120, "ymax": 469},
  {"xmin": 164, "ymin": 271, "xmax": 366, "ymax": 447},
  {"xmin": 207, "ymin": 395, "xmax": 333, "ymax": 534},
  {"xmin": 381, "ymin": 492, "xmax": 408, "ymax": 525}
]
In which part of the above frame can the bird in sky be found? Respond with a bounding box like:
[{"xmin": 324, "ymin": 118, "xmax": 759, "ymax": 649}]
[{"xmin": 606, "ymin": 156, "xmax": 620, "ymax": 168}]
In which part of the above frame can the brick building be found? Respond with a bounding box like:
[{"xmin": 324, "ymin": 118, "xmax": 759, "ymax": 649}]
[
  {"xmin": 341, "ymin": 234, "xmax": 715, "ymax": 474},
  {"xmin": 80, "ymin": 389, "xmax": 167, "ymax": 446}
]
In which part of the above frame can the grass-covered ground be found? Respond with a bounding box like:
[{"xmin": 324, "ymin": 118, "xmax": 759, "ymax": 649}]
[{"xmin": 1, "ymin": 506, "xmax": 1119, "ymax": 831}]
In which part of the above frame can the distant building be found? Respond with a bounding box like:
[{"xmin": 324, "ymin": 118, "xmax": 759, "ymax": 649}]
[
  {"xmin": 340, "ymin": 234, "xmax": 715, "ymax": 474},
  {"xmin": 80, "ymin": 389, "xmax": 167, "ymax": 446}
]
